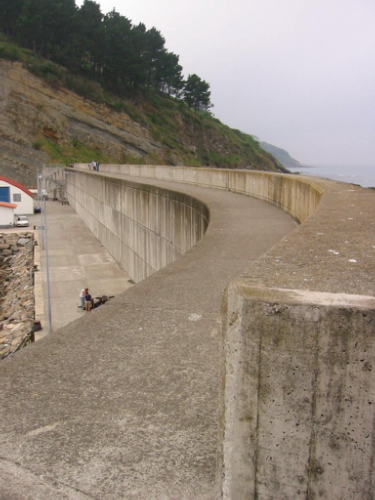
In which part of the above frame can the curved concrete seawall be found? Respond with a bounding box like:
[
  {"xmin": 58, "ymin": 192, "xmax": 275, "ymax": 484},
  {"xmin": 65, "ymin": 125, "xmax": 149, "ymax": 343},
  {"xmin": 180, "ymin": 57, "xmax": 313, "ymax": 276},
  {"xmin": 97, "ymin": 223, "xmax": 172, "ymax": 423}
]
[
  {"xmin": 93, "ymin": 163, "xmax": 323, "ymax": 222},
  {"xmin": 60, "ymin": 165, "xmax": 324, "ymax": 287},
  {"xmin": 1, "ymin": 164, "xmax": 374, "ymax": 499},
  {"xmin": 64, "ymin": 171, "xmax": 209, "ymax": 283},
  {"xmin": 0, "ymin": 168, "xmax": 297, "ymax": 499},
  {"xmin": 65, "ymin": 165, "xmax": 375, "ymax": 498}
]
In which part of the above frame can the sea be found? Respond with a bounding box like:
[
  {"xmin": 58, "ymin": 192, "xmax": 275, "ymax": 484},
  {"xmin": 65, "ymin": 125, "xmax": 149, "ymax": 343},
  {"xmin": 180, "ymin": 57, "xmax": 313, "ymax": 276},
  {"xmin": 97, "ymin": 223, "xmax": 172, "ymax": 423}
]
[{"xmin": 287, "ymin": 164, "xmax": 375, "ymax": 189}]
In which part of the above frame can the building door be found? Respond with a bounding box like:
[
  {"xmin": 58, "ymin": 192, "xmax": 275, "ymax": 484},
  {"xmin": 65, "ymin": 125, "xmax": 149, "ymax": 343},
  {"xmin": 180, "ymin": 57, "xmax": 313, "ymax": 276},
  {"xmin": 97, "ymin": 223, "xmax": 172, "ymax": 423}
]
[{"xmin": 0, "ymin": 187, "xmax": 10, "ymax": 203}]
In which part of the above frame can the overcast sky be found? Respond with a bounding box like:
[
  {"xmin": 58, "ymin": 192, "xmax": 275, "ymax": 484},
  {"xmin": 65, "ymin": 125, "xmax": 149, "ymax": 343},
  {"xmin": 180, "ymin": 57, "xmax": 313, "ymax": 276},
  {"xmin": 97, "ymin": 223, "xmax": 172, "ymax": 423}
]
[{"xmin": 77, "ymin": 0, "xmax": 375, "ymax": 167}]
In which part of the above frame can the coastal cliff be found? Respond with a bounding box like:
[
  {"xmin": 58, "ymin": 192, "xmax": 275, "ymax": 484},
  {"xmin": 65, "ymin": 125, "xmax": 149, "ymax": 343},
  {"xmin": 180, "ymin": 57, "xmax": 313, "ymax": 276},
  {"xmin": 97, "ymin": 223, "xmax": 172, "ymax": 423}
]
[{"xmin": 0, "ymin": 57, "xmax": 285, "ymax": 187}]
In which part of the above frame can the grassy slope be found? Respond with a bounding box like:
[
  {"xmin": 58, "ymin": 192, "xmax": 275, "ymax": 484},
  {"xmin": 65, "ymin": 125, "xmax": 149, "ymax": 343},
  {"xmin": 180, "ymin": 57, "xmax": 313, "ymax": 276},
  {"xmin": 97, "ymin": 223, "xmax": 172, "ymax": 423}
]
[{"xmin": 0, "ymin": 35, "xmax": 286, "ymax": 172}]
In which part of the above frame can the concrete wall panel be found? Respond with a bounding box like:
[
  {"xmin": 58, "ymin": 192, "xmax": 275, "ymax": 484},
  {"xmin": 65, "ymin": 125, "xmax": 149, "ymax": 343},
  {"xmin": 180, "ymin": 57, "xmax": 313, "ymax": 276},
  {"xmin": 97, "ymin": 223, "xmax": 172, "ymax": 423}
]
[
  {"xmin": 92, "ymin": 163, "xmax": 321, "ymax": 225},
  {"xmin": 221, "ymin": 285, "xmax": 375, "ymax": 499},
  {"xmin": 181, "ymin": 167, "xmax": 198, "ymax": 185},
  {"xmin": 122, "ymin": 214, "xmax": 134, "ymax": 250},
  {"xmin": 63, "ymin": 170, "xmax": 209, "ymax": 283}
]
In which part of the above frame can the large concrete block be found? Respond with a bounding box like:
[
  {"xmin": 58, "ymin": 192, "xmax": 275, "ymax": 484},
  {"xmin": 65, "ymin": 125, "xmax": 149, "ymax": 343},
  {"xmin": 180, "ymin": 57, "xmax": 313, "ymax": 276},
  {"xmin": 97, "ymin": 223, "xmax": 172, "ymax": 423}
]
[{"xmin": 220, "ymin": 285, "xmax": 375, "ymax": 499}]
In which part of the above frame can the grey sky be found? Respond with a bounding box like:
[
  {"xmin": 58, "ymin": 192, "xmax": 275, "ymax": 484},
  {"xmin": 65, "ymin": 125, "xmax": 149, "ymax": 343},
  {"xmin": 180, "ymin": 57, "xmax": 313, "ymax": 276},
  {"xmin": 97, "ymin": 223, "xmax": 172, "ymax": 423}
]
[{"xmin": 77, "ymin": 0, "xmax": 375, "ymax": 167}]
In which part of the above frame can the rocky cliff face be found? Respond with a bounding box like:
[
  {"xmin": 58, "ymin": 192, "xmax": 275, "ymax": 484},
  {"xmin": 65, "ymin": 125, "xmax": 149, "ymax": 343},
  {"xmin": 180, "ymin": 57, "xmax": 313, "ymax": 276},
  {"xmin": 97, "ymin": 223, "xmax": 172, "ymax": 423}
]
[
  {"xmin": 0, "ymin": 61, "xmax": 48, "ymax": 185},
  {"xmin": 0, "ymin": 59, "xmax": 284, "ymax": 187},
  {"xmin": 260, "ymin": 141, "xmax": 302, "ymax": 169},
  {"xmin": 0, "ymin": 60, "xmax": 167, "ymax": 186},
  {"xmin": 0, "ymin": 231, "xmax": 36, "ymax": 359}
]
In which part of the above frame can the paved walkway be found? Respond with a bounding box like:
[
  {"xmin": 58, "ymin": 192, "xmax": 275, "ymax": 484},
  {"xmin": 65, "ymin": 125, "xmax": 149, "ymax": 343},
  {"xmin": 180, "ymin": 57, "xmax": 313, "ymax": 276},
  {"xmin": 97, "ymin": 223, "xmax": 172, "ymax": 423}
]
[
  {"xmin": 33, "ymin": 201, "xmax": 133, "ymax": 337},
  {"xmin": 0, "ymin": 176, "xmax": 297, "ymax": 499}
]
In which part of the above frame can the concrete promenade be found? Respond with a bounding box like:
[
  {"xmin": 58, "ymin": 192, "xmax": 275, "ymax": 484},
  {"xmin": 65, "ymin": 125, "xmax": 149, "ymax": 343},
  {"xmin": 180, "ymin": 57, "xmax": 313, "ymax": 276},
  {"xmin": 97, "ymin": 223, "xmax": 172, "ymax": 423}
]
[
  {"xmin": 0, "ymin": 175, "xmax": 297, "ymax": 499},
  {"xmin": 34, "ymin": 200, "xmax": 133, "ymax": 337},
  {"xmin": 1, "ymin": 203, "xmax": 133, "ymax": 338}
]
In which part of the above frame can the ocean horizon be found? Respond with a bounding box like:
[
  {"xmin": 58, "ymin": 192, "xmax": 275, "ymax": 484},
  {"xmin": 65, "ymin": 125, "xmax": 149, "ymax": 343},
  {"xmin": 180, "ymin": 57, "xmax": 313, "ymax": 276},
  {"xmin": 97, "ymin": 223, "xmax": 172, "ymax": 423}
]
[{"xmin": 287, "ymin": 164, "xmax": 375, "ymax": 189}]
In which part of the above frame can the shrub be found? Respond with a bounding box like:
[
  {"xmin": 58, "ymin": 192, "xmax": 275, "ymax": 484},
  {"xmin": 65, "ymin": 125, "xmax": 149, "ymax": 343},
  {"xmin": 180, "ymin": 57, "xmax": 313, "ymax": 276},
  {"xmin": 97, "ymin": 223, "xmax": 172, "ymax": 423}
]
[
  {"xmin": 0, "ymin": 43, "xmax": 23, "ymax": 62},
  {"xmin": 32, "ymin": 139, "xmax": 43, "ymax": 150}
]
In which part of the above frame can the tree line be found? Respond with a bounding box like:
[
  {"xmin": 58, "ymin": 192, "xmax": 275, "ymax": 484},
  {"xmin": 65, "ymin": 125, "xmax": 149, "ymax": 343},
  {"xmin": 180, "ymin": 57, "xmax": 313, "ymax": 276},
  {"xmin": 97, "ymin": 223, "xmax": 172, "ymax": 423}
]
[{"xmin": 0, "ymin": 0, "xmax": 212, "ymax": 111}]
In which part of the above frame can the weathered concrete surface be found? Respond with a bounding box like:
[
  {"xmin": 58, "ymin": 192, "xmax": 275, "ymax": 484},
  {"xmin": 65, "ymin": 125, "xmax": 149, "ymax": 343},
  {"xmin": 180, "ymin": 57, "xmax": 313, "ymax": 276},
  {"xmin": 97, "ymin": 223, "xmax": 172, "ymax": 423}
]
[
  {"xmin": 0, "ymin": 174, "xmax": 297, "ymax": 499},
  {"xmin": 64, "ymin": 171, "xmax": 209, "ymax": 283},
  {"xmin": 2, "ymin": 163, "xmax": 374, "ymax": 499},
  {"xmin": 44, "ymin": 165, "xmax": 375, "ymax": 499},
  {"xmin": 93, "ymin": 163, "xmax": 324, "ymax": 223},
  {"xmin": 217, "ymin": 178, "xmax": 375, "ymax": 497},
  {"xmin": 221, "ymin": 287, "xmax": 375, "ymax": 499},
  {"xmin": 85, "ymin": 165, "xmax": 375, "ymax": 498}
]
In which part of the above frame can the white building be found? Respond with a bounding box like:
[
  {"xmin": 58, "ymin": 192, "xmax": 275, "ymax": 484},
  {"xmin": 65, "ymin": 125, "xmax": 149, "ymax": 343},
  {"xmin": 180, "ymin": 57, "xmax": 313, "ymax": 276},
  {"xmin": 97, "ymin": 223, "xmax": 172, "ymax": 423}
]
[
  {"xmin": 0, "ymin": 201, "xmax": 17, "ymax": 228},
  {"xmin": 0, "ymin": 176, "xmax": 34, "ymax": 215}
]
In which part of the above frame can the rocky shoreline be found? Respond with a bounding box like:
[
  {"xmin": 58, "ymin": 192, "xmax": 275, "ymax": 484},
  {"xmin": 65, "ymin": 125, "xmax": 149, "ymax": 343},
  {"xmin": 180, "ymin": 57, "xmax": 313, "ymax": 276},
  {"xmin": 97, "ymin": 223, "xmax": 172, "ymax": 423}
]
[{"xmin": 0, "ymin": 232, "xmax": 38, "ymax": 359}]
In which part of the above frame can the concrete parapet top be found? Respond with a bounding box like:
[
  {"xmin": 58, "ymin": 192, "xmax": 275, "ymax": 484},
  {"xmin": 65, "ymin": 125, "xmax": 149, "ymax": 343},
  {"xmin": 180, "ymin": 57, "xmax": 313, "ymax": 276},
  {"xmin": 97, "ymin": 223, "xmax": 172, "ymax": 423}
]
[
  {"xmin": 73, "ymin": 163, "xmax": 375, "ymax": 297},
  {"xmin": 236, "ymin": 285, "xmax": 375, "ymax": 309},
  {"xmin": 241, "ymin": 182, "xmax": 375, "ymax": 296}
]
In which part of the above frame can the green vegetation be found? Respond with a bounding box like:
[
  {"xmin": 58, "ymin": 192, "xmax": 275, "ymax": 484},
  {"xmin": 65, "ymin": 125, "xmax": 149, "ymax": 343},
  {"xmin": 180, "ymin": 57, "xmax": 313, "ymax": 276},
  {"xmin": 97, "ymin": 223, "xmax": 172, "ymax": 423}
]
[
  {"xmin": 0, "ymin": 7, "xmax": 285, "ymax": 171},
  {"xmin": 0, "ymin": 0, "xmax": 211, "ymax": 112},
  {"xmin": 32, "ymin": 135, "xmax": 119, "ymax": 165},
  {"xmin": 24, "ymin": 72, "xmax": 282, "ymax": 169}
]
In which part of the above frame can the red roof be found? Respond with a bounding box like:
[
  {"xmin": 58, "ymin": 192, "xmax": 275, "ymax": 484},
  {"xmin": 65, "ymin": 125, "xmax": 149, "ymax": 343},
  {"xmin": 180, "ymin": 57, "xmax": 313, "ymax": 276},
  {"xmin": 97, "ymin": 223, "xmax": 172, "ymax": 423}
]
[
  {"xmin": 0, "ymin": 176, "xmax": 34, "ymax": 198},
  {"xmin": 0, "ymin": 201, "xmax": 17, "ymax": 209}
]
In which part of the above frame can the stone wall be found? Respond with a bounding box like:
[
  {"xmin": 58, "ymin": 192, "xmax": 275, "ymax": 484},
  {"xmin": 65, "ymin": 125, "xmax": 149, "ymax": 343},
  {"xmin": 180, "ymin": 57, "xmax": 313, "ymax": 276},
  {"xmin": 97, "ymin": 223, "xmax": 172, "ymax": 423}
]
[{"xmin": 0, "ymin": 232, "xmax": 37, "ymax": 359}]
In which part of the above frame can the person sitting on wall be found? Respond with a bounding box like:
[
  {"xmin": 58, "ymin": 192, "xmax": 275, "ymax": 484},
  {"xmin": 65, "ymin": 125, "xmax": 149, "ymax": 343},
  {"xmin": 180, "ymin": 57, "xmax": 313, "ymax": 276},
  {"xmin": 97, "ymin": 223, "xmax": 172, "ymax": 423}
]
[
  {"xmin": 84, "ymin": 288, "xmax": 93, "ymax": 312},
  {"xmin": 79, "ymin": 288, "xmax": 86, "ymax": 309}
]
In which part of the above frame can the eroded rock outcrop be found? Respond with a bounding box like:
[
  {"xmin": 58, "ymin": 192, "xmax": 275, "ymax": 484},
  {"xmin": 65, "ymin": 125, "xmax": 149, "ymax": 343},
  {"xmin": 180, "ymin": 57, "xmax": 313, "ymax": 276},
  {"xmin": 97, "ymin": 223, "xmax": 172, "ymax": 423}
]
[
  {"xmin": 0, "ymin": 232, "xmax": 36, "ymax": 359},
  {"xmin": 0, "ymin": 59, "xmax": 285, "ymax": 187},
  {"xmin": 0, "ymin": 60, "xmax": 164, "ymax": 185}
]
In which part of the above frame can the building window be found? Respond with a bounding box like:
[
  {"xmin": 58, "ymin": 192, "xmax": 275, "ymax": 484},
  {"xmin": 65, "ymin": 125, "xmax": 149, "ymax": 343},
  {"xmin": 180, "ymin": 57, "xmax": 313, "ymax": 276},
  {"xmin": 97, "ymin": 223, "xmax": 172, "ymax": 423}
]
[{"xmin": 13, "ymin": 193, "xmax": 21, "ymax": 202}]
